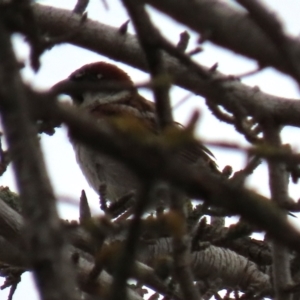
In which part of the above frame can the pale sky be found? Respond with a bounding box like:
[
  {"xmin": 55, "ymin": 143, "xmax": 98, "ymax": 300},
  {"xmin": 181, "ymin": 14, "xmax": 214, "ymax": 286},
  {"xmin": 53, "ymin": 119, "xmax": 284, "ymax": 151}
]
[{"xmin": 1, "ymin": 0, "xmax": 300, "ymax": 299}]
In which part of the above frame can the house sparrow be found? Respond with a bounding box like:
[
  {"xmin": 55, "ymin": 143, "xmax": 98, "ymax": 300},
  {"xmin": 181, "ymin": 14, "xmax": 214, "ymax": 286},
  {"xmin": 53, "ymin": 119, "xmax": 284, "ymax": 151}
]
[{"xmin": 56, "ymin": 62, "xmax": 218, "ymax": 205}]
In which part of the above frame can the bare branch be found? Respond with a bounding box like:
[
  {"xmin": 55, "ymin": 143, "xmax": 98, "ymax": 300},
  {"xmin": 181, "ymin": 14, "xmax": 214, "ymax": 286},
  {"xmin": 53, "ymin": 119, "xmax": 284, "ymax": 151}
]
[
  {"xmin": 121, "ymin": 0, "xmax": 173, "ymax": 129},
  {"xmin": 263, "ymin": 125, "xmax": 293, "ymax": 300},
  {"xmin": 32, "ymin": 4, "xmax": 300, "ymax": 129},
  {"xmin": 236, "ymin": 0, "xmax": 300, "ymax": 85},
  {"xmin": 142, "ymin": 0, "xmax": 300, "ymax": 77},
  {"xmin": 110, "ymin": 184, "xmax": 153, "ymax": 300},
  {"xmin": 0, "ymin": 22, "xmax": 78, "ymax": 300}
]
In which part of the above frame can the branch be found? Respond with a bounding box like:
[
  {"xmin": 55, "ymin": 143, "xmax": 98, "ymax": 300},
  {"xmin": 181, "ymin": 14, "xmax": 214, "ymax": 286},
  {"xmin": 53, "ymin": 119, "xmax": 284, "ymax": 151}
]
[
  {"xmin": 236, "ymin": 0, "xmax": 300, "ymax": 84},
  {"xmin": 263, "ymin": 125, "xmax": 293, "ymax": 300},
  {"xmin": 110, "ymin": 185, "xmax": 153, "ymax": 300},
  {"xmin": 121, "ymin": 0, "xmax": 173, "ymax": 129},
  {"xmin": 31, "ymin": 4, "xmax": 300, "ymax": 129},
  {"xmin": 143, "ymin": 0, "xmax": 300, "ymax": 78},
  {"xmin": 169, "ymin": 190, "xmax": 201, "ymax": 300},
  {"xmin": 0, "ymin": 22, "xmax": 78, "ymax": 300}
]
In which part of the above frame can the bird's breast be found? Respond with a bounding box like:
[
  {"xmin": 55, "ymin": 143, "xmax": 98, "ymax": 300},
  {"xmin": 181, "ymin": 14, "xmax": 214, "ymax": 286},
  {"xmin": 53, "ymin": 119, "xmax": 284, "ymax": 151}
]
[{"xmin": 72, "ymin": 140, "xmax": 139, "ymax": 202}]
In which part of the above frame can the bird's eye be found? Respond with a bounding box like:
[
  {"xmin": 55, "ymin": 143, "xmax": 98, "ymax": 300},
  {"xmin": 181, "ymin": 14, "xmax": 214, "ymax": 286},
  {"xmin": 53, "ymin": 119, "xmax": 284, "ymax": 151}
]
[{"xmin": 73, "ymin": 95, "xmax": 84, "ymax": 105}]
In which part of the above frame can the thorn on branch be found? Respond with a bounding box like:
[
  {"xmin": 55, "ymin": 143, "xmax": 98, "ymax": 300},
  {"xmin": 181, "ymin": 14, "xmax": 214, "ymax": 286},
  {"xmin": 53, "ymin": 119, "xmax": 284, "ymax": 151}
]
[
  {"xmin": 99, "ymin": 183, "xmax": 108, "ymax": 212},
  {"xmin": 79, "ymin": 190, "xmax": 91, "ymax": 224},
  {"xmin": 222, "ymin": 165, "xmax": 233, "ymax": 178},
  {"xmin": 119, "ymin": 20, "xmax": 130, "ymax": 35},
  {"xmin": 209, "ymin": 62, "xmax": 218, "ymax": 73},
  {"xmin": 177, "ymin": 31, "xmax": 190, "ymax": 52}
]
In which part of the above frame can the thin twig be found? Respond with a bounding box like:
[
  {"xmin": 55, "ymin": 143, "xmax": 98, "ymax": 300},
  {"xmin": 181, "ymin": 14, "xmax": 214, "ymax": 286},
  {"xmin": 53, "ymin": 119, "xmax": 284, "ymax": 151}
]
[
  {"xmin": 176, "ymin": 31, "xmax": 190, "ymax": 52},
  {"xmin": 263, "ymin": 125, "xmax": 292, "ymax": 300},
  {"xmin": 169, "ymin": 190, "xmax": 201, "ymax": 300},
  {"xmin": 110, "ymin": 184, "xmax": 153, "ymax": 300},
  {"xmin": 79, "ymin": 190, "xmax": 91, "ymax": 224}
]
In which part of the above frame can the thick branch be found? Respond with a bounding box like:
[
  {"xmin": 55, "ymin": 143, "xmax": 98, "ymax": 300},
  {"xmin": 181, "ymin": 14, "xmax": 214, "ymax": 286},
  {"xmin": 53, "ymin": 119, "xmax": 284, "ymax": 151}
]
[
  {"xmin": 0, "ymin": 23, "xmax": 78, "ymax": 300},
  {"xmin": 31, "ymin": 4, "xmax": 300, "ymax": 129}
]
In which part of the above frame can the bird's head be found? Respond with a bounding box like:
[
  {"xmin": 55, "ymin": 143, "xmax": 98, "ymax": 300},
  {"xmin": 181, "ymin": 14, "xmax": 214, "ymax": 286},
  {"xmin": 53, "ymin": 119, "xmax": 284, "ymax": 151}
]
[{"xmin": 57, "ymin": 62, "xmax": 135, "ymax": 108}]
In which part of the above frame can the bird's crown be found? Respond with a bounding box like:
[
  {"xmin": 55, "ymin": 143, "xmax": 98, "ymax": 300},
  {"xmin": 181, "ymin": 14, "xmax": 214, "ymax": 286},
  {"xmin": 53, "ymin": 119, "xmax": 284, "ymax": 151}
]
[{"xmin": 69, "ymin": 62, "xmax": 134, "ymax": 85}]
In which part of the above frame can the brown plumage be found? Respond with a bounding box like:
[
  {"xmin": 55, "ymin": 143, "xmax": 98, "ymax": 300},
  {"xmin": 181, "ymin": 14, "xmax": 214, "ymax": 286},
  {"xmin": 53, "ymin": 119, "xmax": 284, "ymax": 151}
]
[{"xmin": 60, "ymin": 62, "xmax": 218, "ymax": 204}]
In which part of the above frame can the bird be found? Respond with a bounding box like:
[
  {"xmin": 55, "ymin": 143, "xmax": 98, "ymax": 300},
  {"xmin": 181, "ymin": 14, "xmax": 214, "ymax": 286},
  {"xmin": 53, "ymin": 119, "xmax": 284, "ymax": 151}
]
[{"xmin": 55, "ymin": 61, "xmax": 218, "ymax": 206}]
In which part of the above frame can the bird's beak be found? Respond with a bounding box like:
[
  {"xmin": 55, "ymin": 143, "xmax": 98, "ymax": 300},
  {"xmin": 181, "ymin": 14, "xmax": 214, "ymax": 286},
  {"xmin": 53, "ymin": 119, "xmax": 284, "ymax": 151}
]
[{"xmin": 51, "ymin": 79, "xmax": 72, "ymax": 96}]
